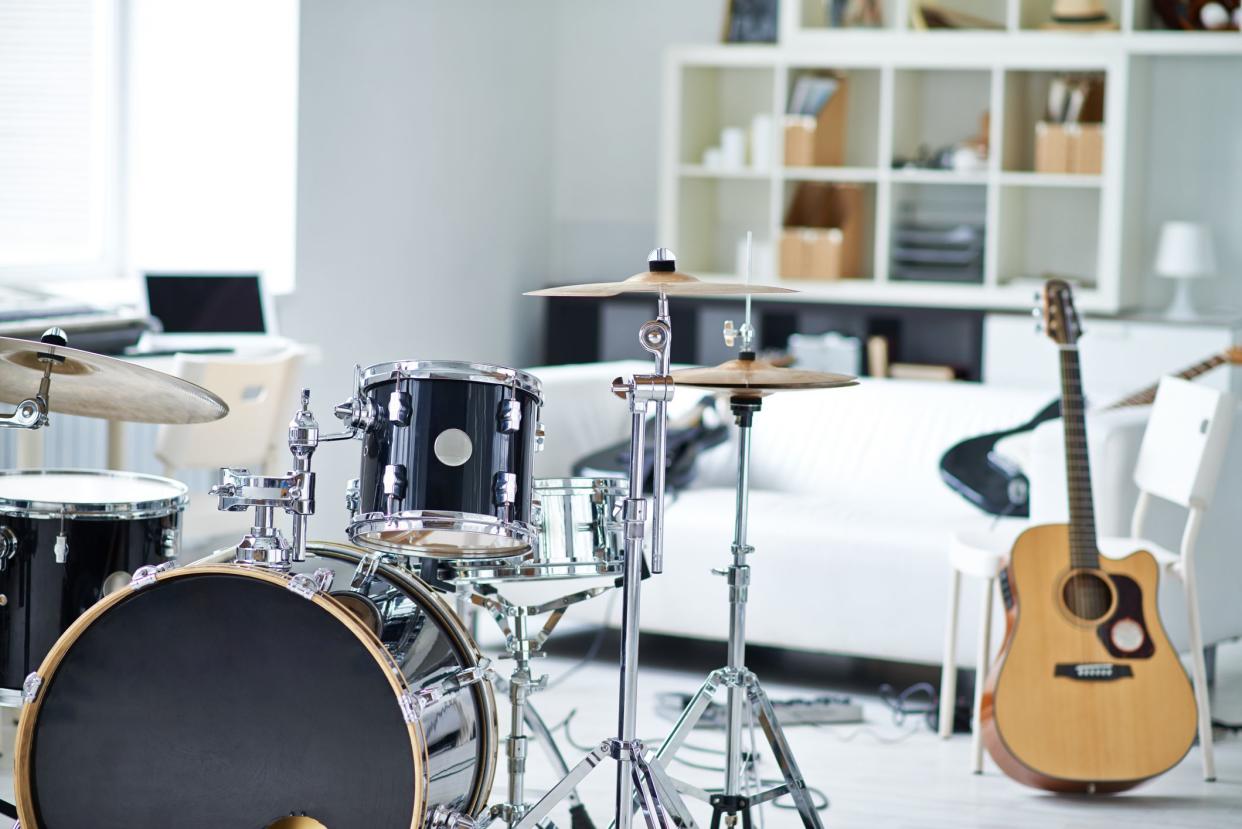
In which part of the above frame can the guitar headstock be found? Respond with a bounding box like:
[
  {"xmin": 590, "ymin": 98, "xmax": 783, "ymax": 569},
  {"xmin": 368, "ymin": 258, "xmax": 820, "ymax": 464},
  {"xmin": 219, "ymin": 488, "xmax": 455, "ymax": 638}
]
[{"xmin": 1041, "ymin": 279, "xmax": 1082, "ymax": 347}]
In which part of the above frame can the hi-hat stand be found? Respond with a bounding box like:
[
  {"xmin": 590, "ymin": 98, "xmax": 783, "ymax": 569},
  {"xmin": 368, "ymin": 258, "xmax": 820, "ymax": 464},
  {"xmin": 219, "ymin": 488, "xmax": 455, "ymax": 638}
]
[
  {"xmin": 651, "ymin": 349, "xmax": 824, "ymax": 829},
  {"xmin": 508, "ymin": 251, "xmax": 696, "ymax": 829}
]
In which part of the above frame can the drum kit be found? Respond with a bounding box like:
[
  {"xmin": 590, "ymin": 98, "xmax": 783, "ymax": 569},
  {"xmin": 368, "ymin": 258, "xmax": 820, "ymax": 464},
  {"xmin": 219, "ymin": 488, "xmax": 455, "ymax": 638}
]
[{"xmin": 0, "ymin": 249, "xmax": 857, "ymax": 829}]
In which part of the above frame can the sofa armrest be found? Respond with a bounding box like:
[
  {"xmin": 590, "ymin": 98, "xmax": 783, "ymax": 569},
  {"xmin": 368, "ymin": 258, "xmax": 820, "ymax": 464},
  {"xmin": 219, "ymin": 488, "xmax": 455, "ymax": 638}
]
[{"xmin": 1028, "ymin": 408, "xmax": 1149, "ymax": 537}]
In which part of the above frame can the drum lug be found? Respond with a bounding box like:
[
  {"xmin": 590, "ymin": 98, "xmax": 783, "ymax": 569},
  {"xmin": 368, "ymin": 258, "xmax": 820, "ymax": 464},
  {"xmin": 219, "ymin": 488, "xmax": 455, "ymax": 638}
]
[
  {"xmin": 497, "ymin": 399, "xmax": 522, "ymax": 433},
  {"xmin": 535, "ymin": 422, "xmax": 546, "ymax": 453},
  {"xmin": 21, "ymin": 672, "xmax": 42, "ymax": 704},
  {"xmin": 350, "ymin": 552, "xmax": 382, "ymax": 590},
  {"xmin": 287, "ymin": 567, "xmax": 334, "ymax": 599},
  {"xmin": 162, "ymin": 526, "xmax": 180, "ymax": 559},
  {"xmin": 53, "ymin": 532, "xmax": 68, "ymax": 564},
  {"xmin": 403, "ymin": 659, "xmax": 495, "ymax": 719},
  {"xmin": 0, "ymin": 527, "xmax": 17, "ymax": 572},
  {"xmin": 493, "ymin": 472, "xmax": 517, "ymax": 507},
  {"xmin": 383, "ymin": 464, "xmax": 408, "ymax": 500},
  {"xmin": 386, "ymin": 391, "xmax": 412, "ymax": 426},
  {"xmin": 130, "ymin": 561, "xmax": 175, "ymax": 590}
]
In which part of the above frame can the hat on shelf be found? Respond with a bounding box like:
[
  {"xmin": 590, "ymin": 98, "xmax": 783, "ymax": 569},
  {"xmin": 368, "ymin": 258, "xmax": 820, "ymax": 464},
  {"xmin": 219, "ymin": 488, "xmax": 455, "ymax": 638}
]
[{"xmin": 1043, "ymin": 0, "xmax": 1120, "ymax": 30}]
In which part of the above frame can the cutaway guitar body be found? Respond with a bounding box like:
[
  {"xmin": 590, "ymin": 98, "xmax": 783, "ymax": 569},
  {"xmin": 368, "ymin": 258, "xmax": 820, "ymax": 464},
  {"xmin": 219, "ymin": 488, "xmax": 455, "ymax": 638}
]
[{"xmin": 982, "ymin": 524, "xmax": 1197, "ymax": 792}]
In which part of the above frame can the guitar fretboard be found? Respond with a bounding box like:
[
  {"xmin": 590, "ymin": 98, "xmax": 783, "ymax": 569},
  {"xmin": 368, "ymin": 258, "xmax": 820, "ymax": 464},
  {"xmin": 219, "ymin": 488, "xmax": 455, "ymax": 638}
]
[
  {"xmin": 1106, "ymin": 354, "xmax": 1227, "ymax": 409},
  {"xmin": 1060, "ymin": 346, "xmax": 1099, "ymax": 570}
]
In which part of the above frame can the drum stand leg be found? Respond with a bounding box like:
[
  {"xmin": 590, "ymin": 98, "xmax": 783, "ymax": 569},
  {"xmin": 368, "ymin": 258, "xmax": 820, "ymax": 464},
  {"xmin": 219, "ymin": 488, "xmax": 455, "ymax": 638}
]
[
  {"xmin": 505, "ymin": 297, "xmax": 696, "ymax": 829},
  {"xmin": 651, "ymin": 398, "xmax": 824, "ymax": 829}
]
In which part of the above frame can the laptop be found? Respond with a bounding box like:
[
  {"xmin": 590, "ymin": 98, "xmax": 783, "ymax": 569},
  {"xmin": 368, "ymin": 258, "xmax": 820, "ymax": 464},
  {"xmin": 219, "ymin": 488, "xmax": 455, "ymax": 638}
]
[{"xmin": 135, "ymin": 272, "xmax": 278, "ymax": 353}]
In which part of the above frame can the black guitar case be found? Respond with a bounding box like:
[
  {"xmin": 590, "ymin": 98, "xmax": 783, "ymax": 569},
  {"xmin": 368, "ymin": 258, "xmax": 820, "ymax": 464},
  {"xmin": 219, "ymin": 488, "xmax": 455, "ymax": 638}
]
[{"xmin": 938, "ymin": 399, "xmax": 1062, "ymax": 518}]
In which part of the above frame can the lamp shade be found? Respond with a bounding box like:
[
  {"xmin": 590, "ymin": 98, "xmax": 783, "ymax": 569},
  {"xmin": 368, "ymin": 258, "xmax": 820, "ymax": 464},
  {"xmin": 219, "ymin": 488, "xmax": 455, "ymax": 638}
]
[{"xmin": 1154, "ymin": 221, "xmax": 1216, "ymax": 279}]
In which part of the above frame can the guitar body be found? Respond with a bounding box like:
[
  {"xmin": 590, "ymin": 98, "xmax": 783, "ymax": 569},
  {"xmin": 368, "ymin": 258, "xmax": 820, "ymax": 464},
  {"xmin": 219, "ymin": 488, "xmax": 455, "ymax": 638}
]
[{"xmin": 982, "ymin": 524, "xmax": 1197, "ymax": 792}]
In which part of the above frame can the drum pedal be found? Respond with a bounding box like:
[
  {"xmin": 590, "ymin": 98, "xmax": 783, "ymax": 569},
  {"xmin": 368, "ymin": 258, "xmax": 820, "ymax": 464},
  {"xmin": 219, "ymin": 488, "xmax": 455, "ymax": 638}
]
[{"xmin": 655, "ymin": 691, "xmax": 862, "ymax": 727}]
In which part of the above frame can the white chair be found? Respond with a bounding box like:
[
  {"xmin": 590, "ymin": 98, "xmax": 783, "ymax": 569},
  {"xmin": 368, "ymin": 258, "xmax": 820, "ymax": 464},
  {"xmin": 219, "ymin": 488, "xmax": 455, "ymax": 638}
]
[
  {"xmin": 155, "ymin": 347, "xmax": 306, "ymax": 559},
  {"xmin": 939, "ymin": 376, "xmax": 1234, "ymax": 781},
  {"xmin": 1095, "ymin": 375, "xmax": 1233, "ymax": 781}
]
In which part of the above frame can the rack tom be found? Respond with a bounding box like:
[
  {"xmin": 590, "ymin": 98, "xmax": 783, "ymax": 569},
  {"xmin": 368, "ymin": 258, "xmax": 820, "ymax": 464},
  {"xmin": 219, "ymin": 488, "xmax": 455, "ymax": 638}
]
[
  {"xmin": 346, "ymin": 361, "xmax": 543, "ymax": 561},
  {"xmin": 0, "ymin": 469, "xmax": 186, "ymax": 702}
]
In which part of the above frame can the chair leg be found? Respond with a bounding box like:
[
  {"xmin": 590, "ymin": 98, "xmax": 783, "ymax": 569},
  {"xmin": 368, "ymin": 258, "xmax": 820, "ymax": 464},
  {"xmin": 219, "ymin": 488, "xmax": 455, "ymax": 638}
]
[
  {"xmin": 938, "ymin": 567, "xmax": 962, "ymax": 740},
  {"xmin": 1183, "ymin": 569, "xmax": 1216, "ymax": 781},
  {"xmin": 971, "ymin": 576, "xmax": 994, "ymax": 775}
]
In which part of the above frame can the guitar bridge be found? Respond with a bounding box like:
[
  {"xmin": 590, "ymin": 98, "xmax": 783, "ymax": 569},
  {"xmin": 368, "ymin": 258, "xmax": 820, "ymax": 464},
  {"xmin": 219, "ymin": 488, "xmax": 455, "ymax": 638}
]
[{"xmin": 1054, "ymin": 662, "xmax": 1134, "ymax": 682}]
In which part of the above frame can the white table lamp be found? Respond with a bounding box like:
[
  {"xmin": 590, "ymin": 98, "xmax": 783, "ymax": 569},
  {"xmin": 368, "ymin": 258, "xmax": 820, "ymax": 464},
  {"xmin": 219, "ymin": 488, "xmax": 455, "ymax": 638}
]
[{"xmin": 1155, "ymin": 221, "xmax": 1216, "ymax": 321}]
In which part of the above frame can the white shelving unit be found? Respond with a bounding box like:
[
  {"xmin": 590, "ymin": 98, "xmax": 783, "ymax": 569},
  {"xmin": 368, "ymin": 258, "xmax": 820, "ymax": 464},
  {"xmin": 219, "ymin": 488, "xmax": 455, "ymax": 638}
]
[{"xmin": 659, "ymin": 2, "xmax": 1242, "ymax": 312}]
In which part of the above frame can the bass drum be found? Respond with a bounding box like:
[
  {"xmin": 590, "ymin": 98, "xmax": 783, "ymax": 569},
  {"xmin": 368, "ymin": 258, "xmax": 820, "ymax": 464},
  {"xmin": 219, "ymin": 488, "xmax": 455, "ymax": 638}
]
[{"xmin": 14, "ymin": 542, "xmax": 496, "ymax": 829}]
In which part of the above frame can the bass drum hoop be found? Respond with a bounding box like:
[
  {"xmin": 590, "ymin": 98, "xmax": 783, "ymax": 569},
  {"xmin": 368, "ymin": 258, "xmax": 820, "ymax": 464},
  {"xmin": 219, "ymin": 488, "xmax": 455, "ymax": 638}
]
[
  {"xmin": 13, "ymin": 563, "xmax": 429, "ymax": 829},
  {"xmin": 304, "ymin": 540, "xmax": 498, "ymax": 818},
  {"xmin": 348, "ymin": 510, "xmax": 537, "ymax": 561}
]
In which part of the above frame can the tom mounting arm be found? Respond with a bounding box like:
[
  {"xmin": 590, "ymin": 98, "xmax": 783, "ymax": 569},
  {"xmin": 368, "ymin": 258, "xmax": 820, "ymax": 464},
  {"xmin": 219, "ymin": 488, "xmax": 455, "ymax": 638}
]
[{"xmin": 211, "ymin": 388, "xmax": 351, "ymax": 568}]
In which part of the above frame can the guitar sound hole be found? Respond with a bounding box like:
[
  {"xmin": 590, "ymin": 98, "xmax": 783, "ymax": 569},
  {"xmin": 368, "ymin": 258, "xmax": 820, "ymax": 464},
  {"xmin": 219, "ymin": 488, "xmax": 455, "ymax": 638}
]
[{"xmin": 1063, "ymin": 572, "xmax": 1112, "ymax": 621}]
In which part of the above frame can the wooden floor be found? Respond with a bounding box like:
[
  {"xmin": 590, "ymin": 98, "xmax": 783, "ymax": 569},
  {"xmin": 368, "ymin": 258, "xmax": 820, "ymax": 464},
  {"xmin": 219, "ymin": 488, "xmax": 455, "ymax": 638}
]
[{"xmin": 1, "ymin": 643, "xmax": 1238, "ymax": 826}]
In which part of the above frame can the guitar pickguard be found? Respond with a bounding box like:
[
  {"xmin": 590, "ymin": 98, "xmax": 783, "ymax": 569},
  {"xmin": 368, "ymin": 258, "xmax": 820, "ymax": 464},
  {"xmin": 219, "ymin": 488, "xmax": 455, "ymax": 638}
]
[{"xmin": 1096, "ymin": 573, "xmax": 1155, "ymax": 660}]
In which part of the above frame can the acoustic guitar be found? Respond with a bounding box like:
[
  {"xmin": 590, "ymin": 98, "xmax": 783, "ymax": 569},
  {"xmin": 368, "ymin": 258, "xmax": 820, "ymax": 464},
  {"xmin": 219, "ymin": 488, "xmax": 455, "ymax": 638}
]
[
  {"xmin": 940, "ymin": 346, "xmax": 1242, "ymax": 518},
  {"xmin": 981, "ymin": 279, "xmax": 1197, "ymax": 792}
]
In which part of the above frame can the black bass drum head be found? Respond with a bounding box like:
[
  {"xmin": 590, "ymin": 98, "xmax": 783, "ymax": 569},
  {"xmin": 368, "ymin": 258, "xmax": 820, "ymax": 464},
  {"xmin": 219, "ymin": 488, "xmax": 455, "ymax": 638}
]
[{"xmin": 15, "ymin": 566, "xmax": 425, "ymax": 829}]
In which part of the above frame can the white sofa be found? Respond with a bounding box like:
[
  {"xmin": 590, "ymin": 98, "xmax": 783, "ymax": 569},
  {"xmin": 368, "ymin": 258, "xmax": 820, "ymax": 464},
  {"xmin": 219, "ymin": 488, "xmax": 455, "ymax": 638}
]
[{"xmin": 527, "ymin": 361, "xmax": 1242, "ymax": 668}]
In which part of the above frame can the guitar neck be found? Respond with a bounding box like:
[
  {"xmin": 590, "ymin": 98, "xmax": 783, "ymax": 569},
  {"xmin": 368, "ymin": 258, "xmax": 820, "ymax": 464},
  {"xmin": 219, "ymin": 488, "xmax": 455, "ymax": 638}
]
[
  {"xmin": 1060, "ymin": 345, "xmax": 1099, "ymax": 569},
  {"xmin": 1105, "ymin": 353, "xmax": 1228, "ymax": 410}
]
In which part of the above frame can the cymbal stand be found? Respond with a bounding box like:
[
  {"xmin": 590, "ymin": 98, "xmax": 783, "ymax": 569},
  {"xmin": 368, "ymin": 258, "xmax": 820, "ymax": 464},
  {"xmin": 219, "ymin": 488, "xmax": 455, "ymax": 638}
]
[
  {"xmin": 651, "ymin": 350, "xmax": 823, "ymax": 829},
  {"xmin": 472, "ymin": 584, "xmax": 616, "ymax": 829},
  {"xmin": 509, "ymin": 250, "xmax": 696, "ymax": 829},
  {"xmin": 0, "ymin": 328, "xmax": 67, "ymax": 433}
]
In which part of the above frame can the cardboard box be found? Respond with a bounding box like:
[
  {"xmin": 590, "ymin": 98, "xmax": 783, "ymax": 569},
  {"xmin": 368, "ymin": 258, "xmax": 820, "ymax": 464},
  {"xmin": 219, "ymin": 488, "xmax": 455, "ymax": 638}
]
[
  {"xmin": 783, "ymin": 74, "xmax": 849, "ymax": 166},
  {"xmin": 783, "ymin": 116, "xmax": 816, "ymax": 167},
  {"xmin": 1034, "ymin": 121, "xmax": 1070, "ymax": 174},
  {"xmin": 1069, "ymin": 123, "xmax": 1104, "ymax": 175}
]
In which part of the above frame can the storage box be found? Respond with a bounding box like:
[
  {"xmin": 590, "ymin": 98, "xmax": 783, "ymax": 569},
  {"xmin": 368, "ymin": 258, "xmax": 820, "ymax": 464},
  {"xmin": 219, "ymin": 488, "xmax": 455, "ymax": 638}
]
[
  {"xmin": 1034, "ymin": 121, "xmax": 1070, "ymax": 174},
  {"xmin": 781, "ymin": 182, "xmax": 865, "ymax": 280},
  {"xmin": 1069, "ymin": 123, "xmax": 1104, "ymax": 175},
  {"xmin": 783, "ymin": 74, "xmax": 849, "ymax": 166}
]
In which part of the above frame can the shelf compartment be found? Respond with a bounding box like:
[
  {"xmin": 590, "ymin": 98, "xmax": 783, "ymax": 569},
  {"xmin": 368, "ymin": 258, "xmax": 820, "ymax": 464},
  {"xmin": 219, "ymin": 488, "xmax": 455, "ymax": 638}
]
[
  {"xmin": 1001, "ymin": 69, "xmax": 1107, "ymax": 174},
  {"xmin": 675, "ymin": 177, "xmax": 772, "ymax": 278},
  {"xmin": 797, "ymin": 0, "xmax": 897, "ymax": 31},
  {"xmin": 908, "ymin": 0, "xmax": 1007, "ymax": 31},
  {"xmin": 785, "ymin": 67, "xmax": 882, "ymax": 167},
  {"xmin": 891, "ymin": 68, "xmax": 992, "ymax": 173},
  {"xmin": 1017, "ymin": 0, "xmax": 1123, "ymax": 31},
  {"xmin": 678, "ymin": 66, "xmax": 775, "ymax": 166},
  {"xmin": 889, "ymin": 182, "xmax": 988, "ymax": 285},
  {"xmin": 997, "ymin": 184, "xmax": 1100, "ymax": 288},
  {"xmin": 779, "ymin": 180, "xmax": 877, "ymax": 281}
]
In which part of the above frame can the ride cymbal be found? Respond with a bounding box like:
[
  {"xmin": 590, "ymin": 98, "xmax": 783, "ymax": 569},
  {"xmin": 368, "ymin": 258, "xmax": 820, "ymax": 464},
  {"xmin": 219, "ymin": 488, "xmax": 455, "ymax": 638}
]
[
  {"xmin": 525, "ymin": 248, "xmax": 796, "ymax": 298},
  {"xmin": 672, "ymin": 358, "xmax": 857, "ymax": 397},
  {"xmin": 0, "ymin": 332, "xmax": 228, "ymax": 424}
]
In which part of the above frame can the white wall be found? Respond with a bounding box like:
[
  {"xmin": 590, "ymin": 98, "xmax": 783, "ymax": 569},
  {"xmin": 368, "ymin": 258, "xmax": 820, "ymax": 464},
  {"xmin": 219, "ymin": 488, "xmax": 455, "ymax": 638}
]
[
  {"xmin": 285, "ymin": 0, "xmax": 557, "ymax": 528},
  {"xmin": 548, "ymin": 0, "xmax": 722, "ymax": 283}
]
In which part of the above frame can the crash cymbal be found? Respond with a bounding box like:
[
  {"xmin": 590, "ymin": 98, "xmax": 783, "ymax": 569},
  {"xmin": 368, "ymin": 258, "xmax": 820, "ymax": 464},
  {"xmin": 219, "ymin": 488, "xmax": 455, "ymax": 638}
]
[
  {"xmin": 0, "ymin": 331, "xmax": 228, "ymax": 424},
  {"xmin": 672, "ymin": 357, "xmax": 857, "ymax": 397},
  {"xmin": 525, "ymin": 248, "xmax": 796, "ymax": 298}
]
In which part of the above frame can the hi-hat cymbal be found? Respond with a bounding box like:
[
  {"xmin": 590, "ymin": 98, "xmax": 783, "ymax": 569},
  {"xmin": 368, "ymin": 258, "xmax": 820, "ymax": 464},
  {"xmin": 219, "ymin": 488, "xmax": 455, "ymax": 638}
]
[
  {"xmin": 672, "ymin": 358, "xmax": 857, "ymax": 397},
  {"xmin": 525, "ymin": 247, "xmax": 796, "ymax": 298},
  {"xmin": 0, "ymin": 334, "xmax": 228, "ymax": 424}
]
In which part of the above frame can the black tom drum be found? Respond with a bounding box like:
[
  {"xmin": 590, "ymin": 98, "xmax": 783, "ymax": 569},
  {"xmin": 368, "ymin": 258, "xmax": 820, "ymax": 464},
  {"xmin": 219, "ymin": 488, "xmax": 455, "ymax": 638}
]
[
  {"xmin": 346, "ymin": 361, "xmax": 543, "ymax": 561},
  {"xmin": 0, "ymin": 468, "xmax": 186, "ymax": 701}
]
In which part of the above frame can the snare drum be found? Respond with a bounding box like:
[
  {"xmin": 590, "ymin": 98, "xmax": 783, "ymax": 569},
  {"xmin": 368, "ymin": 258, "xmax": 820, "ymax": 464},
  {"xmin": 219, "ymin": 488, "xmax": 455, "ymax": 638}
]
[
  {"xmin": 347, "ymin": 361, "xmax": 543, "ymax": 560},
  {"xmin": 446, "ymin": 477, "xmax": 627, "ymax": 583},
  {"xmin": 15, "ymin": 541, "xmax": 496, "ymax": 828},
  {"xmin": 0, "ymin": 469, "xmax": 186, "ymax": 702}
]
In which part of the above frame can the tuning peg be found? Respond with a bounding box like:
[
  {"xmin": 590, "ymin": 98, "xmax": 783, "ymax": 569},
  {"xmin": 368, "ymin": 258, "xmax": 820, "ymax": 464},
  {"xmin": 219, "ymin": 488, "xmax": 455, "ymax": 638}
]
[
  {"xmin": 1034, "ymin": 322, "xmax": 1044, "ymax": 334},
  {"xmin": 1030, "ymin": 307, "xmax": 1041, "ymax": 318}
]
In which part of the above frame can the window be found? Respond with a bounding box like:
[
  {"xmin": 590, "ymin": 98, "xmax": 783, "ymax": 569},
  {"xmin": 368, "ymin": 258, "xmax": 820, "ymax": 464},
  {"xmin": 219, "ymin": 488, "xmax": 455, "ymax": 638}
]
[{"xmin": 0, "ymin": 0, "xmax": 119, "ymax": 280}]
